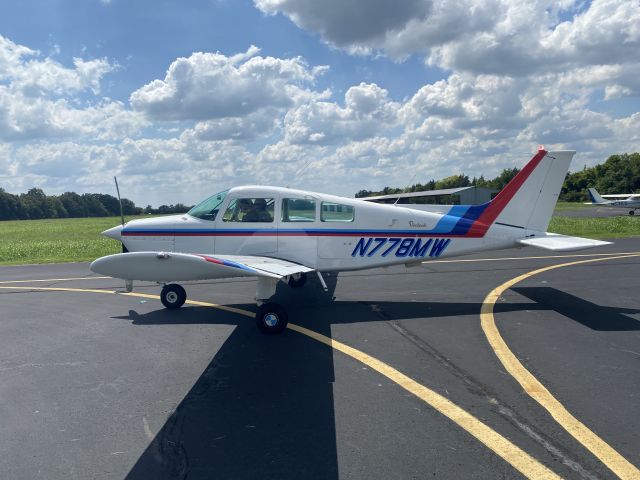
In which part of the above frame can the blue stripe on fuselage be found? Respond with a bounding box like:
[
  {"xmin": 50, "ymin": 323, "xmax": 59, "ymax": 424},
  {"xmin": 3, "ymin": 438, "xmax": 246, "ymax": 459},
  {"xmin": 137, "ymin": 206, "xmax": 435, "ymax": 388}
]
[
  {"xmin": 429, "ymin": 205, "xmax": 470, "ymax": 234},
  {"xmin": 449, "ymin": 203, "xmax": 489, "ymax": 235}
]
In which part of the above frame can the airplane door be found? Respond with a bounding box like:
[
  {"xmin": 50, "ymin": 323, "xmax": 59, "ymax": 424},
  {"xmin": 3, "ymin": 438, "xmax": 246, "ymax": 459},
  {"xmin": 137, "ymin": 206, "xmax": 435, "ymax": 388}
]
[
  {"xmin": 317, "ymin": 201, "xmax": 357, "ymax": 260},
  {"xmin": 278, "ymin": 196, "xmax": 319, "ymax": 266},
  {"xmin": 215, "ymin": 196, "xmax": 278, "ymax": 255}
]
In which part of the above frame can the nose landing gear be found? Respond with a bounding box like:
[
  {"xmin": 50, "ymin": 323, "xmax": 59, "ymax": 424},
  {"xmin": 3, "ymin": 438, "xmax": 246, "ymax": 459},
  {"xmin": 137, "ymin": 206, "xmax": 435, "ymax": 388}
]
[{"xmin": 160, "ymin": 283, "xmax": 187, "ymax": 309}]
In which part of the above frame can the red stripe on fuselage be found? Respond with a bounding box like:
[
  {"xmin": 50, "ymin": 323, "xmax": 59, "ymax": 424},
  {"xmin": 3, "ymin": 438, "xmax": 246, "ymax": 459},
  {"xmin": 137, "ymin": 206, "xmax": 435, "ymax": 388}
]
[
  {"xmin": 465, "ymin": 149, "xmax": 548, "ymax": 237},
  {"xmin": 199, "ymin": 255, "xmax": 224, "ymax": 265}
]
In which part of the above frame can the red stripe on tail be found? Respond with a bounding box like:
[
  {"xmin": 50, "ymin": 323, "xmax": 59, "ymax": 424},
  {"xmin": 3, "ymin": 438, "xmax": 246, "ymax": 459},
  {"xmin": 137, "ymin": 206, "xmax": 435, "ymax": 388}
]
[{"xmin": 466, "ymin": 148, "xmax": 548, "ymax": 237}]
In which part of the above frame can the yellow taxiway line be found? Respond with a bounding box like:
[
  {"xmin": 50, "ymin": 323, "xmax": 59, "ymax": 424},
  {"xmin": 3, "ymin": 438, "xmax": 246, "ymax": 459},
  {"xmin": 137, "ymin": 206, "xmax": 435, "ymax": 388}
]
[
  {"xmin": 0, "ymin": 283, "xmax": 560, "ymax": 479},
  {"xmin": 0, "ymin": 276, "xmax": 109, "ymax": 284},
  {"xmin": 481, "ymin": 253, "xmax": 640, "ymax": 480}
]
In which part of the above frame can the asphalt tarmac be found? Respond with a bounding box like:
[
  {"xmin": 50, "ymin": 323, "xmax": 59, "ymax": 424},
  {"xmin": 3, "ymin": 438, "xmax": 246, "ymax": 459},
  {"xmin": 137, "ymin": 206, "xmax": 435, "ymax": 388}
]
[{"xmin": 0, "ymin": 238, "xmax": 639, "ymax": 479}]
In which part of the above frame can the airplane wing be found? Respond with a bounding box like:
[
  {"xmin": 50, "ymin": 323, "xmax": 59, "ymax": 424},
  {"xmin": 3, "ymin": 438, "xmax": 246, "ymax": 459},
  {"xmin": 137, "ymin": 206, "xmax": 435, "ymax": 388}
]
[
  {"xmin": 518, "ymin": 234, "xmax": 611, "ymax": 252},
  {"xmin": 90, "ymin": 251, "xmax": 314, "ymax": 282}
]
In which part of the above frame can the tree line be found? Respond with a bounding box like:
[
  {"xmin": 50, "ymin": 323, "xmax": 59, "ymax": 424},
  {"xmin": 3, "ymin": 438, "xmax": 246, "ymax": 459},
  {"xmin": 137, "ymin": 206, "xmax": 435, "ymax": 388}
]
[
  {"xmin": 356, "ymin": 153, "xmax": 640, "ymax": 202},
  {"xmin": 0, "ymin": 188, "xmax": 191, "ymax": 221}
]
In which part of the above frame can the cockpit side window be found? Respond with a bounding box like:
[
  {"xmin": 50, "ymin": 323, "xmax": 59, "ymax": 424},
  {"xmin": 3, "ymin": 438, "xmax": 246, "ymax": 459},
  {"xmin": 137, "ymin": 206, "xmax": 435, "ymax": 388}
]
[
  {"xmin": 187, "ymin": 189, "xmax": 228, "ymax": 221},
  {"xmin": 321, "ymin": 202, "xmax": 355, "ymax": 222},
  {"xmin": 282, "ymin": 198, "xmax": 316, "ymax": 222},
  {"xmin": 223, "ymin": 198, "xmax": 274, "ymax": 222}
]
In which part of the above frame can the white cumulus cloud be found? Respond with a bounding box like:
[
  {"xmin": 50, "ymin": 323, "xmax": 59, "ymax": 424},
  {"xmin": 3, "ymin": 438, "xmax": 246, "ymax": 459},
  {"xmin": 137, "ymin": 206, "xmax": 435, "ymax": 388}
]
[
  {"xmin": 130, "ymin": 46, "xmax": 327, "ymax": 121},
  {"xmin": 283, "ymin": 83, "xmax": 399, "ymax": 144}
]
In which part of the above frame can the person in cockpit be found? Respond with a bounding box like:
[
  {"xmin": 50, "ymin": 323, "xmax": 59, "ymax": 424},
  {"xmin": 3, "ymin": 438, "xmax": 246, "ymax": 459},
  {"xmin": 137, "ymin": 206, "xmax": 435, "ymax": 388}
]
[{"xmin": 243, "ymin": 198, "xmax": 272, "ymax": 222}]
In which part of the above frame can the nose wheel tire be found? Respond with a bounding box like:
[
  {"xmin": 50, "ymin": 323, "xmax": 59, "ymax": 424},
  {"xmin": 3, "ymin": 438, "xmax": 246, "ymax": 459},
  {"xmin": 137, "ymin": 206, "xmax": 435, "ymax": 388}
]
[
  {"xmin": 256, "ymin": 303, "xmax": 288, "ymax": 334},
  {"xmin": 161, "ymin": 284, "xmax": 187, "ymax": 309}
]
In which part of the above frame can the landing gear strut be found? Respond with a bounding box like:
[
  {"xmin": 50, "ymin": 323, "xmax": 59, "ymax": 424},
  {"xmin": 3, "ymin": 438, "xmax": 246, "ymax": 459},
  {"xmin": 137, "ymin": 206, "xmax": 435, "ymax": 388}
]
[
  {"xmin": 161, "ymin": 283, "xmax": 187, "ymax": 309},
  {"xmin": 155, "ymin": 276, "xmax": 298, "ymax": 334},
  {"xmin": 288, "ymin": 272, "xmax": 307, "ymax": 288}
]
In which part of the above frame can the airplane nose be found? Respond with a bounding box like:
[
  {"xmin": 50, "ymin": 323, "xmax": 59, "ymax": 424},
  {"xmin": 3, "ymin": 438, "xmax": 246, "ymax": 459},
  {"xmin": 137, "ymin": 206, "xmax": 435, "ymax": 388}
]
[{"xmin": 102, "ymin": 225, "xmax": 124, "ymax": 241}]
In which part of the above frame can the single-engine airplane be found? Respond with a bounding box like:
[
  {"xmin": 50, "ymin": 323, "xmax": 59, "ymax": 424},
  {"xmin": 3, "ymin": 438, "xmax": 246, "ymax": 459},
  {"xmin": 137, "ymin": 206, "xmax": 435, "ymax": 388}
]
[
  {"xmin": 586, "ymin": 187, "xmax": 640, "ymax": 215},
  {"xmin": 91, "ymin": 148, "xmax": 610, "ymax": 333}
]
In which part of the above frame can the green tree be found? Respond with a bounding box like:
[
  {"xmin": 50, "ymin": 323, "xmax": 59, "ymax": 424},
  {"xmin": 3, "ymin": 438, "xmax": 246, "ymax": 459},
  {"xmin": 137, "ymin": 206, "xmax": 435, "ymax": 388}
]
[
  {"xmin": 81, "ymin": 193, "xmax": 109, "ymax": 217},
  {"xmin": 19, "ymin": 188, "xmax": 52, "ymax": 219},
  {"xmin": 59, "ymin": 192, "xmax": 89, "ymax": 217},
  {"xmin": 46, "ymin": 196, "xmax": 68, "ymax": 218},
  {"xmin": 0, "ymin": 188, "xmax": 23, "ymax": 220}
]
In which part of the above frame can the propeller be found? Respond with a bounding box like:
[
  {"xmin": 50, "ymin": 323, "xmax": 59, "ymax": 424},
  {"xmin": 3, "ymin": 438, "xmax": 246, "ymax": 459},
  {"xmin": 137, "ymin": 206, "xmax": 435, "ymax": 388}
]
[{"xmin": 113, "ymin": 176, "xmax": 128, "ymax": 253}]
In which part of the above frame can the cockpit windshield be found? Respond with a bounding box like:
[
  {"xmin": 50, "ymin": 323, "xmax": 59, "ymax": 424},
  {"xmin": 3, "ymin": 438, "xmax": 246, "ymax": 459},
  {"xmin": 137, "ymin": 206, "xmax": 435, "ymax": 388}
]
[{"xmin": 187, "ymin": 189, "xmax": 228, "ymax": 221}]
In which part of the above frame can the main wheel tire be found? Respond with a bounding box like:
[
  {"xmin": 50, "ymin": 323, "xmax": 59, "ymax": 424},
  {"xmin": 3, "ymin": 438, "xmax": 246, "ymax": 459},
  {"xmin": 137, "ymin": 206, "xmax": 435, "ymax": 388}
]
[
  {"xmin": 288, "ymin": 272, "xmax": 307, "ymax": 288},
  {"xmin": 161, "ymin": 284, "xmax": 187, "ymax": 309},
  {"xmin": 630, "ymin": 210, "xmax": 635, "ymax": 216},
  {"xmin": 256, "ymin": 303, "xmax": 288, "ymax": 334}
]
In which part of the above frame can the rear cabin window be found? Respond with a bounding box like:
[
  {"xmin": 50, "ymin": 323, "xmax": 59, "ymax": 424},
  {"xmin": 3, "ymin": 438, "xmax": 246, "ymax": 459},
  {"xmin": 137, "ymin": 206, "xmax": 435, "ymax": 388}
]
[
  {"xmin": 321, "ymin": 202, "xmax": 354, "ymax": 222},
  {"xmin": 282, "ymin": 198, "xmax": 316, "ymax": 222},
  {"xmin": 223, "ymin": 198, "xmax": 274, "ymax": 222}
]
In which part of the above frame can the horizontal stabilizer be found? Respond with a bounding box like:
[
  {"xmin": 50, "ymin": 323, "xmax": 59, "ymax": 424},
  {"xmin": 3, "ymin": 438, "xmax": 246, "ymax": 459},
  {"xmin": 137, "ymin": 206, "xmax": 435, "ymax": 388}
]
[{"xmin": 518, "ymin": 234, "xmax": 611, "ymax": 252}]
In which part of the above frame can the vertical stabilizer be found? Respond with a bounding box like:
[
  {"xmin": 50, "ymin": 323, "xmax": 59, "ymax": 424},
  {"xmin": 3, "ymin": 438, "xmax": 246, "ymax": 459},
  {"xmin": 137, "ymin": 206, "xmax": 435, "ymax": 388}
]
[
  {"xmin": 466, "ymin": 149, "xmax": 575, "ymax": 235},
  {"xmin": 499, "ymin": 150, "xmax": 575, "ymax": 231},
  {"xmin": 587, "ymin": 188, "xmax": 606, "ymax": 204}
]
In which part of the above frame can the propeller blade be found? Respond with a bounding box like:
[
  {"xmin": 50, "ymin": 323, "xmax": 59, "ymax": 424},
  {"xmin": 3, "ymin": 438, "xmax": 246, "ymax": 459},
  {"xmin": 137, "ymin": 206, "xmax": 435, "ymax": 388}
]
[
  {"xmin": 114, "ymin": 176, "xmax": 125, "ymax": 226},
  {"xmin": 114, "ymin": 176, "xmax": 127, "ymax": 253}
]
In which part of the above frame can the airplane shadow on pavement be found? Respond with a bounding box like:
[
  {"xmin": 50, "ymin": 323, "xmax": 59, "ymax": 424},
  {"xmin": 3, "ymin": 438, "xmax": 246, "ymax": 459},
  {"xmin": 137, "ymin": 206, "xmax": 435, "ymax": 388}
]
[
  {"xmin": 512, "ymin": 287, "xmax": 640, "ymax": 331},
  {"xmin": 122, "ymin": 274, "xmax": 341, "ymax": 480},
  {"xmin": 117, "ymin": 278, "xmax": 639, "ymax": 479}
]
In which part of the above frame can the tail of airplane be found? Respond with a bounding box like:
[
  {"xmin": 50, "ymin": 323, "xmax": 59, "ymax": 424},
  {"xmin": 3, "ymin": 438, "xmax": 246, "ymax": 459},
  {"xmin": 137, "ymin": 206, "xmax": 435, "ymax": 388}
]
[
  {"xmin": 587, "ymin": 187, "xmax": 606, "ymax": 204},
  {"xmin": 466, "ymin": 148, "xmax": 575, "ymax": 235},
  {"xmin": 399, "ymin": 148, "xmax": 609, "ymax": 250}
]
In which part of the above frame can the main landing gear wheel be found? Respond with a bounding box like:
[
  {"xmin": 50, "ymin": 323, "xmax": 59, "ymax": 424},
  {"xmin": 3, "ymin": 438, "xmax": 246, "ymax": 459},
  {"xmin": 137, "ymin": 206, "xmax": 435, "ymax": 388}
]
[
  {"xmin": 161, "ymin": 284, "xmax": 186, "ymax": 309},
  {"xmin": 288, "ymin": 272, "xmax": 307, "ymax": 288},
  {"xmin": 256, "ymin": 303, "xmax": 288, "ymax": 334}
]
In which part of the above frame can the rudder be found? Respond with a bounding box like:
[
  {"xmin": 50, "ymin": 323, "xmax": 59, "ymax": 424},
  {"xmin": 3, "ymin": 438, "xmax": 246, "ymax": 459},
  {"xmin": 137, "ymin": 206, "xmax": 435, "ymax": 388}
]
[{"xmin": 467, "ymin": 148, "xmax": 575, "ymax": 235}]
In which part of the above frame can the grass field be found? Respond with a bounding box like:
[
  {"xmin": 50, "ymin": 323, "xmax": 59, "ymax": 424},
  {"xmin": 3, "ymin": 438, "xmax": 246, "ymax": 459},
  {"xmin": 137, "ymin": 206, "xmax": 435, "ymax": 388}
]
[
  {"xmin": 547, "ymin": 215, "xmax": 640, "ymax": 239},
  {"xmin": 0, "ymin": 216, "xmax": 135, "ymax": 265},
  {"xmin": 0, "ymin": 207, "xmax": 638, "ymax": 265}
]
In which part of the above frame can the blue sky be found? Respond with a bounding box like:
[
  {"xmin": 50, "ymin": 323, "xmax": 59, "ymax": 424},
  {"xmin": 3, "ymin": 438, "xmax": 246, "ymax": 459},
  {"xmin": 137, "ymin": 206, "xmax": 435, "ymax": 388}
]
[
  {"xmin": 0, "ymin": 0, "xmax": 438, "ymax": 103},
  {"xmin": 1, "ymin": 0, "xmax": 639, "ymax": 206}
]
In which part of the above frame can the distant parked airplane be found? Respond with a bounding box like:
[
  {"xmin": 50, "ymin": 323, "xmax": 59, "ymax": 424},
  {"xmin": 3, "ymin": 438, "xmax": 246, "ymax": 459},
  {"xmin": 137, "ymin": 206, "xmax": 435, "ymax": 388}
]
[
  {"xmin": 586, "ymin": 188, "xmax": 640, "ymax": 215},
  {"xmin": 91, "ymin": 149, "xmax": 610, "ymax": 334}
]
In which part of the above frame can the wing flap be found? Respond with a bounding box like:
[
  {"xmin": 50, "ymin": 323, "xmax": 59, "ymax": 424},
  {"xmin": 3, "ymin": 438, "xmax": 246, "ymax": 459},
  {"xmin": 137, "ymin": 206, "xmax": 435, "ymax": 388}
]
[
  {"xmin": 213, "ymin": 254, "xmax": 314, "ymax": 277},
  {"xmin": 518, "ymin": 234, "xmax": 611, "ymax": 252},
  {"xmin": 90, "ymin": 251, "xmax": 312, "ymax": 282}
]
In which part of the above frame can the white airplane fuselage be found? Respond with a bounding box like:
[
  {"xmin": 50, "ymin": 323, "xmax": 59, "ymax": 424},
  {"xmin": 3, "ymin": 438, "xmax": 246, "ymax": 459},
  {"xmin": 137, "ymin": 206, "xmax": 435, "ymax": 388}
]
[
  {"xmin": 599, "ymin": 199, "xmax": 640, "ymax": 209},
  {"xmin": 113, "ymin": 186, "xmax": 522, "ymax": 272},
  {"xmin": 93, "ymin": 150, "xmax": 613, "ymax": 334}
]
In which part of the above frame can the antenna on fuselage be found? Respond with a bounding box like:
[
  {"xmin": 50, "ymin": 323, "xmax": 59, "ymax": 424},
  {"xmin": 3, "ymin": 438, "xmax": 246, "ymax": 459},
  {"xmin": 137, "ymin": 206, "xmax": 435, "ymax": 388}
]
[
  {"xmin": 393, "ymin": 169, "xmax": 421, "ymax": 206},
  {"xmin": 287, "ymin": 159, "xmax": 316, "ymax": 188}
]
